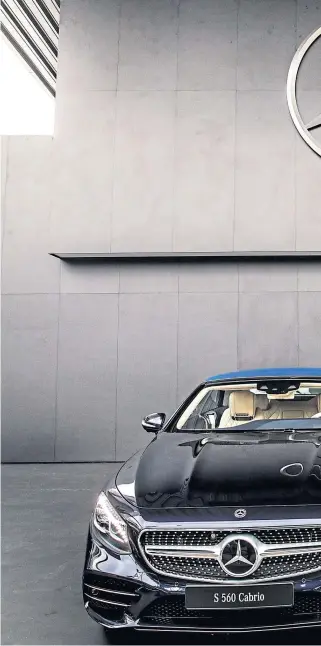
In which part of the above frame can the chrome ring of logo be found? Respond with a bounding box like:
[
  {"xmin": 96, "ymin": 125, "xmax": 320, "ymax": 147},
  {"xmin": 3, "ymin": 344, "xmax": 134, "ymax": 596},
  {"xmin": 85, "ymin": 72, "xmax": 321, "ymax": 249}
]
[
  {"xmin": 219, "ymin": 534, "xmax": 260, "ymax": 578},
  {"xmin": 234, "ymin": 508, "xmax": 247, "ymax": 519},
  {"xmin": 280, "ymin": 462, "xmax": 304, "ymax": 477},
  {"xmin": 287, "ymin": 26, "xmax": 321, "ymax": 156}
]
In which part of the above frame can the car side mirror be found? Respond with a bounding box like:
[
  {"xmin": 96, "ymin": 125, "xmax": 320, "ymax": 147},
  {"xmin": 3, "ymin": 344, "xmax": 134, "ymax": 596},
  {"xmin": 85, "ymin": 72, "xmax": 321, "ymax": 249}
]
[{"xmin": 142, "ymin": 413, "xmax": 166, "ymax": 433}]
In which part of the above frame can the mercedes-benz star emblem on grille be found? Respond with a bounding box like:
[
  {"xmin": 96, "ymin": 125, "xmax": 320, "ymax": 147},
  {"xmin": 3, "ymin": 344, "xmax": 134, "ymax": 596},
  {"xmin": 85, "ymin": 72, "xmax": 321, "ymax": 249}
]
[
  {"xmin": 220, "ymin": 536, "xmax": 259, "ymax": 577},
  {"xmin": 234, "ymin": 508, "xmax": 247, "ymax": 519},
  {"xmin": 287, "ymin": 26, "xmax": 321, "ymax": 156}
]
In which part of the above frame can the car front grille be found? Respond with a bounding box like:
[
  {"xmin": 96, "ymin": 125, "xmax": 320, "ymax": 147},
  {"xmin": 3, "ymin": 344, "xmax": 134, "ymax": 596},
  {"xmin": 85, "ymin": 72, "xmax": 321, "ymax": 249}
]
[
  {"xmin": 142, "ymin": 526, "xmax": 321, "ymax": 547},
  {"xmin": 141, "ymin": 593, "xmax": 321, "ymax": 629},
  {"xmin": 139, "ymin": 527, "xmax": 321, "ymax": 582}
]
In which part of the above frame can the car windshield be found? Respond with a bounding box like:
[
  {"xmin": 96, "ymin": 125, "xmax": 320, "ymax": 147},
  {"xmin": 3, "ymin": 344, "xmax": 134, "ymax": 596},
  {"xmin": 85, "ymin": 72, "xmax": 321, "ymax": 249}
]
[{"xmin": 175, "ymin": 380, "xmax": 321, "ymax": 432}]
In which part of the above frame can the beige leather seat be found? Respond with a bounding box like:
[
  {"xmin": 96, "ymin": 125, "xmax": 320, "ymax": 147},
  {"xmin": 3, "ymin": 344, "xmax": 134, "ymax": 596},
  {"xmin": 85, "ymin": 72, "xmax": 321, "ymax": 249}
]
[
  {"xmin": 219, "ymin": 392, "xmax": 321, "ymax": 428},
  {"xmin": 219, "ymin": 391, "xmax": 256, "ymax": 428},
  {"xmin": 255, "ymin": 393, "xmax": 270, "ymax": 412},
  {"xmin": 261, "ymin": 394, "xmax": 321, "ymax": 420}
]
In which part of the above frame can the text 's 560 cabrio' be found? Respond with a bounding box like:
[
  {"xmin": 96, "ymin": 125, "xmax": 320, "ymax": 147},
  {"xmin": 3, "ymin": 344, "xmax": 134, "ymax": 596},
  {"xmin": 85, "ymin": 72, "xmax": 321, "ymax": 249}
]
[{"xmin": 83, "ymin": 368, "xmax": 321, "ymax": 641}]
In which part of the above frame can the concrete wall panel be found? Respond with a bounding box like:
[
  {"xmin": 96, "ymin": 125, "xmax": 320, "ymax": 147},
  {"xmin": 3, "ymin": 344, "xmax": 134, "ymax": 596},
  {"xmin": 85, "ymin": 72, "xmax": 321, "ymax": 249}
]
[
  {"xmin": 298, "ymin": 264, "xmax": 321, "ymax": 292},
  {"xmin": 238, "ymin": 292, "xmax": 299, "ymax": 369},
  {"xmin": 56, "ymin": 294, "xmax": 118, "ymax": 461},
  {"xmin": 177, "ymin": 293, "xmax": 238, "ymax": 400},
  {"xmin": 1, "ymin": 136, "xmax": 9, "ymax": 243},
  {"xmin": 118, "ymin": 0, "xmax": 178, "ymax": 90},
  {"xmin": 298, "ymin": 292, "xmax": 321, "ymax": 366},
  {"xmin": 51, "ymin": 91, "xmax": 116, "ymax": 253},
  {"xmin": 61, "ymin": 261, "xmax": 119, "ymax": 294},
  {"xmin": 237, "ymin": 0, "xmax": 296, "ymax": 90},
  {"xmin": 173, "ymin": 91, "xmax": 235, "ymax": 251},
  {"xmin": 2, "ymin": 138, "xmax": 60, "ymax": 294},
  {"xmin": 238, "ymin": 262, "xmax": 298, "ymax": 293},
  {"xmin": 112, "ymin": 91, "xmax": 175, "ymax": 251},
  {"xmin": 116, "ymin": 293, "xmax": 178, "ymax": 460},
  {"xmin": 295, "ymin": 93, "xmax": 321, "ymax": 252},
  {"xmin": 57, "ymin": 0, "xmax": 121, "ymax": 91},
  {"xmin": 2, "ymin": 295, "xmax": 59, "ymax": 461},
  {"xmin": 178, "ymin": 263, "xmax": 238, "ymax": 293},
  {"xmin": 177, "ymin": 0, "xmax": 238, "ymax": 90},
  {"xmin": 234, "ymin": 91, "xmax": 295, "ymax": 251},
  {"xmin": 297, "ymin": 0, "xmax": 321, "ymax": 90},
  {"xmin": 119, "ymin": 262, "xmax": 178, "ymax": 293}
]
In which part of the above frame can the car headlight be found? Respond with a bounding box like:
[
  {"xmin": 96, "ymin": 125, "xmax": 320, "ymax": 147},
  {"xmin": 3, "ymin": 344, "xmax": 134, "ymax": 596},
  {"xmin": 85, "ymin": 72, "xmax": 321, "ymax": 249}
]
[{"xmin": 93, "ymin": 492, "xmax": 131, "ymax": 553}]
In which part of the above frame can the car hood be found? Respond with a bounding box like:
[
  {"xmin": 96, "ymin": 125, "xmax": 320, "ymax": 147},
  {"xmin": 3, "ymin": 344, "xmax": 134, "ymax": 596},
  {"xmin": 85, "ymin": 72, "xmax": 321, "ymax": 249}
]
[{"xmin": 115, "ymin": 430, "xmax": 321, "ymax": 509}]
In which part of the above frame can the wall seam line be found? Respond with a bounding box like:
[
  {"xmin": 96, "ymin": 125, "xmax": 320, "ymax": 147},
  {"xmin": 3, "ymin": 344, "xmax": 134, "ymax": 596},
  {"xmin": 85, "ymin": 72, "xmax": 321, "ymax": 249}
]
[
  {"xmin": 53, "ymin": 260, "xmax": 62, "ymax": 462},
  {"xmin": 296, "ymin": 255, "xmax": 300, "ymax": 367},
  {"xmin": 109, "ymin": 0, "xmax": 122, "ymax": 253},
  {"xmin": 232, "ymin": 0, "xmax": 240, "ymax": 252},
  {"xmin": 114, "ymin": 277, "xmax": 120, "ymax": 461},
  {"xmin": 176, "ymin": 288, "xmax": 180, "ymax": 407},
  {"xmin": 236, "ymin": 261, "xmax": 240, "ymax": 369},
  {"xmin": 293, "ymin": 0, "xmax": 298, "ymax": 253},
  {"xmin": 171, "ymin": 0, "xmax": 180, "ymax": 253},
  {"xmin": 1, "ymin": 137, "xmax": 9, "ymax": 259}
]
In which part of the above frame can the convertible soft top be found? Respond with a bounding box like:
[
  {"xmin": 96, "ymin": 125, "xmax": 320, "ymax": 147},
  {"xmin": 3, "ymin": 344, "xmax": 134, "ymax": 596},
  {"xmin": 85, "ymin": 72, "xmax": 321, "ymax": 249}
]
[{"xmin": 206, "ymin": 367, "xmax": 321, "ymax": 382}]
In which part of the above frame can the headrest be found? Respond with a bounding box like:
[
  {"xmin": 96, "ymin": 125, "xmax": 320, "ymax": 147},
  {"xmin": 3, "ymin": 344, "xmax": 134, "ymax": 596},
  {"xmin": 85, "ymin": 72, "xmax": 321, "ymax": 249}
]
[
  {"xmin": 255, "ymin": 393, "xmax": 269, "ymax": 411},
  {"xmin": 269, "ymin": 391, "xmax": 296, "ymax": 400},
  {"xmin": 230, "ymin": 391, "xmax": 255, "ymax": 420}
]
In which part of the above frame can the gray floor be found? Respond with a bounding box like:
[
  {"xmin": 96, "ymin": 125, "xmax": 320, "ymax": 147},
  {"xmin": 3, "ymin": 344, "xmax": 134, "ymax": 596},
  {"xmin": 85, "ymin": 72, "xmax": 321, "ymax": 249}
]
[{"xmin": 2, "ymin": 464, "xmax": 320, "ymax": 646}]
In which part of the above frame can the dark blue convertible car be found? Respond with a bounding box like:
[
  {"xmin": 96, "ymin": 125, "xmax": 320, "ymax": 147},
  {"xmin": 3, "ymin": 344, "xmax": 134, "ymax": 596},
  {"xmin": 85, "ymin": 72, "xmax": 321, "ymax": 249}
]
[{"xmin": 83, "ymin": 368, "xmax": 321, "ymax": 642}]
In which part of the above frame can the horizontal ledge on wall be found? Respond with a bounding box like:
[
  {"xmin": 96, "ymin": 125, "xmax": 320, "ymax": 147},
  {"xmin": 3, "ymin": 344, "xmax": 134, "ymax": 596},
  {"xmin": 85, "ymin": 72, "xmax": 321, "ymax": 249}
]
[{"xmin": 49, "ymin": 251, "xmax": 321, "ymax": 262}]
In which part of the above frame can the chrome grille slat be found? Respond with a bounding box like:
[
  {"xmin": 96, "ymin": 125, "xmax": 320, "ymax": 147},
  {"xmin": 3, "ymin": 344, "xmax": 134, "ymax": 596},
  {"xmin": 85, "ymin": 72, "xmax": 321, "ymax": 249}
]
[
  {"xmin": 84, "ymin": 592, "xmax": 130, "ymax": 607},
  {"xmin": 139, "ymin": 526, "xmax": 321, "ymax": 583},
  {"xmin": 83, "ymin": 582, "xmax": 139, "ymax": 597}
]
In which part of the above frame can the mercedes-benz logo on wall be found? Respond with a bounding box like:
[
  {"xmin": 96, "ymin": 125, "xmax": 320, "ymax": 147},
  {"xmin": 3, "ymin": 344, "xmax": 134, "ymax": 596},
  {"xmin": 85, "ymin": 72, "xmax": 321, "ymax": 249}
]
[
  {"xmin": 219, "ymin": 535, "xmax": 259, "ymax": 577},
  {"xmin": 287, "ymin": 26, "xmax": 321, "ymax": 156}
]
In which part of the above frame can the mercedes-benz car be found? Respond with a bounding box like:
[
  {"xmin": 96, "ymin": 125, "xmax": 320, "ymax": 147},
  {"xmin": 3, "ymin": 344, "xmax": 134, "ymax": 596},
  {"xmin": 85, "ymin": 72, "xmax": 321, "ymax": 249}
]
[{"xmin": 83, "ymin": 368, "xmax": 321, "ymax": 641}]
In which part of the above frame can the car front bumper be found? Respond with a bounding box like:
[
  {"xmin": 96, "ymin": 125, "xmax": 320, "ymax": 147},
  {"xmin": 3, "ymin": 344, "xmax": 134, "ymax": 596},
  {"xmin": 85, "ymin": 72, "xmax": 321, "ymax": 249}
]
[{"xmin": 83, "ymin": 530, "xmax": 321, "ymax": 633}]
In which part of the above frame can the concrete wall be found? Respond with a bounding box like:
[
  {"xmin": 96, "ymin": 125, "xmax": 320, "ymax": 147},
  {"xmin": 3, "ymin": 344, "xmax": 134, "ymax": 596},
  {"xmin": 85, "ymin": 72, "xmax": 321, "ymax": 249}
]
[
  {"xmin": 2, "ymin": 0, "xmax": 321, "ymax": 462},
  {"xmin": 50, "ymin": 0, "xmax": 321, "ymax": 254}
]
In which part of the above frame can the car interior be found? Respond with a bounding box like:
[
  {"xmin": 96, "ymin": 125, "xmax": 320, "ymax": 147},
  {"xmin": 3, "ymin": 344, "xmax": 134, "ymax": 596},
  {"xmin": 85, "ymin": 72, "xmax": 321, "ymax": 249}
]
[
  {"xmin": 219, "ymin": 390, "xmax": 321, "ymax": 427},
  {"xmin": 176, "ymin": 381, "xmax": 321, "ymax": 431}
]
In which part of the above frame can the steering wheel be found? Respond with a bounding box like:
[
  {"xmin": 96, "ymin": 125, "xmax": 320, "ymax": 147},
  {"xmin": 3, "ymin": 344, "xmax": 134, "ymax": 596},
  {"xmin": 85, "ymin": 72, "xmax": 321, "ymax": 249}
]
[{"xmin": 199, "ymin": 410, "xmax": 218, "ymax": 431}]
